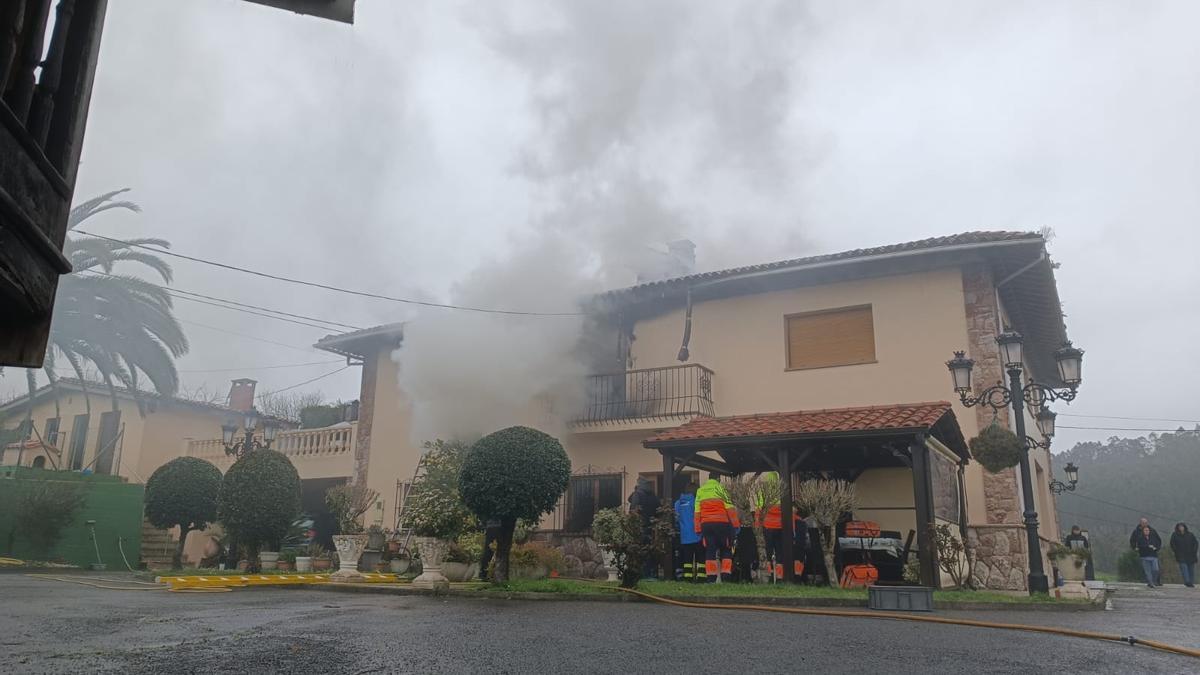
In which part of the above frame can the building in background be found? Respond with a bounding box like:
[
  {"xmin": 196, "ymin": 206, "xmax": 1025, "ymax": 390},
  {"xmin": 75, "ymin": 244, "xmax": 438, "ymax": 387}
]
[{"xmin": 317, "ymin": 231, "xmax": 1074, "ymax": 591}]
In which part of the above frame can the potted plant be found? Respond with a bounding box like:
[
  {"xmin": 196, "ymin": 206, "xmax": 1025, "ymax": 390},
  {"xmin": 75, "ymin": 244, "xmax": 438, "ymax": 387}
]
[
  {"xmin": 259, "ymin": 549, "xmax": 281, "ymax": 570},
  {"xmin": 443, "ymin": 532, "xmax": 483, "ymax": 582},
  {"xmin": 295, "ymin": 542, "xmax": 321, "ymax": 573},
  {"xmin": 969, "ymin": 423, "xmax": 1026, "ymax": 473},
  {"xmin": 1049, "ymin": 543, "xmax": 1091, "ymax": 582},
  {"xmin": 389, "ymin": 546, "xmax": 411, "ymax": 574},
  {"xmin": 277, "ymin": 551, "xmax": 296, "ymax": 571},
  {"xmin": 406, "ymin": 440, "xmax": 475, "ymax": 590},
  {"xmin": 592, "ymin": 508, "xmax": 640, "ymax": 585},
  {"xmin": 311, "ymin": 545, "xmax": 333, "ymax": 572},
  {"xmin": 326, "ymin": 484, "xmax": 378, "ymax": 581}
]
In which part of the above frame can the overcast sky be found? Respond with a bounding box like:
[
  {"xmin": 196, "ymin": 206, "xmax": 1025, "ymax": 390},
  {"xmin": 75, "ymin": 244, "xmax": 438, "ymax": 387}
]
[{"xmin": 8, "ymin": 0, "xmax": 1198, "ymax": 450}]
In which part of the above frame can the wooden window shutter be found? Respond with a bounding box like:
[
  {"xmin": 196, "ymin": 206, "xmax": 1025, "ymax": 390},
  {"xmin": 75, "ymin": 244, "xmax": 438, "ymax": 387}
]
[{"xmin": 786, "ymin": 305, "xmax": 876, "ymax": 370}]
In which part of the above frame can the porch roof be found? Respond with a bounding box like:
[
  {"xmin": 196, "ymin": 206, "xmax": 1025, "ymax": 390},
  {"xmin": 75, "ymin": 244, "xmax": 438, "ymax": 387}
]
[{"xmin": 643, "ymin": 401, "xmax": 968, "ymax": 465}]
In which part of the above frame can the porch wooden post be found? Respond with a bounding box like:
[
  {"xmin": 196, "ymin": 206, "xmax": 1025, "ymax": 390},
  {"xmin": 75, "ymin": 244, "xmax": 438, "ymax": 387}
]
[
  {"xmin": 910, "ymin": 436, "xmax": 939, "ymax": 588},
  {"xmin": 779, "ymin": 447, "xmax": 795, "ymax": 582},
  {"xmin": 661, "ymin": 449, "xmax": 675, "ymax": 581}
]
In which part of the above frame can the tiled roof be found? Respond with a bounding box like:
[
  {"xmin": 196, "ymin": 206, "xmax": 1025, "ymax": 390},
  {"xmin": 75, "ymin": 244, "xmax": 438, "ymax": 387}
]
[
  {"xmin": 646, "ymin": 402, "xmax": 955, "ymax": 444},
  {"xmin": 610, "ymin": 231, "xmax": 1042, "ymax": 297}
]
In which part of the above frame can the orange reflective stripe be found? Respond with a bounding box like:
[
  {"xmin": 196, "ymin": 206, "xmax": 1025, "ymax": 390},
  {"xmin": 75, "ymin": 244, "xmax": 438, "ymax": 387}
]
[
  {"xmin": 720, "ymin": 558, "xmax": 733, "ymax": 574},
  {"xmin": 725, "ymin": 505, "xmax": 741, "ymax": 529},
  {"xmin": 794, "ymin": 561, "xmax": 805, "ymax": 576},
  {"xmin": 774, "ymin": 563, "xmax": 784, "ymax": 578},
  {"xmin": 763, "ymin": 505, "xmax": 783, "ymax": 530},
  {"xmin": 705, "ymin": 560, "xmax": 718, "ymax": 576},
  {"xmin": 697, "ymin": 498, "xmax": 734, "ymax": 526}
]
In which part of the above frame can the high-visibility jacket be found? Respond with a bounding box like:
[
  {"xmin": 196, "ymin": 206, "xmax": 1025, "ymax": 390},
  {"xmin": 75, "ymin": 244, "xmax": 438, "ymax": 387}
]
[{"xmin": 694, "ymin": 479, "xmax": 740, "ymax": 532}]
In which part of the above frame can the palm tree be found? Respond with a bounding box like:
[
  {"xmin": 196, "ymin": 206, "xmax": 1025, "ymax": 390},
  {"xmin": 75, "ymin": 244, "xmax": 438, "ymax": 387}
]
[{"xmin": 36, "ymin": 189, "xmax": 189, "ymax": 413}]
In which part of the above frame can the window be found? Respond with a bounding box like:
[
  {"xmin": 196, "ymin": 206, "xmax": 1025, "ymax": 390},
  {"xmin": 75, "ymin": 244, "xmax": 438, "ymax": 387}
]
[
  {"xmin": 43, "ymin": 418, "xmax": 61, "ymax": 447},
  {"xmin": 785, "ymin": 304, "xmax": 876, "ymax": 370},
  {"xmin": 564, "ymin": 473, "xmax": 623, "ymax": 532}
]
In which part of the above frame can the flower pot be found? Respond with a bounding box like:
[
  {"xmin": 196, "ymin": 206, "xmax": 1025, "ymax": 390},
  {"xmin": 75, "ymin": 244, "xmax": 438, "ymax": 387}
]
[
  {"xmin": 259, "ymin": 551, "xmax": 280, "ymax": 570},
  {"xmin": 312, "ymin": 558, "xmax": 332, "ymax": 571},
  {"xmin": 601, "ymin": 549, "xmax": 619, "ymax": 583},
  {"xmin": 330, "ymin": 534, "xmax": 369, "ymax": 581},
  {"xmin": 277, "ymin": 561, "xmax": 292, "ymax": 571},
  {"xmin": 412, "ymin": 537, "xmax": 450, "ymax": 590},
  {"xmin": 389, "ymin": 558, "xmax": 410, "ymax": 574},
  {"xmin": 367, "ymin": 529, "xmax": 387, "ymax": 551},
  {"xmin": 387, "ymin": 541, "xmax": 401, "ymax": 554},
  {"xmin": 442, "ymin": 561, "xmax": 472, "ymax": 582},
  {"xmin": 237, "ymin": 560, "xmax": 250, "ymax": 572},
  {"xmin": 295, "ymin": 557, "xmax": 314, "ymax": 573}
]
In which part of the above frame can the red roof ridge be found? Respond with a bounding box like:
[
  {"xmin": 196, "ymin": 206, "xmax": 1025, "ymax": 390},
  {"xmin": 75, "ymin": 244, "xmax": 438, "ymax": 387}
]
[{"xmin": 701, "ymin": 401, "xmax": 952, "ymax": 421}]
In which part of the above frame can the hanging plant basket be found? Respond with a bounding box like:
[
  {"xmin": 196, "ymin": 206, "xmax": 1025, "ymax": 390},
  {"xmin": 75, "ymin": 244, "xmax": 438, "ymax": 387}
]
[{"xmin": 969, "ymin": 422, "xmax": 1025, "ymax": 473}]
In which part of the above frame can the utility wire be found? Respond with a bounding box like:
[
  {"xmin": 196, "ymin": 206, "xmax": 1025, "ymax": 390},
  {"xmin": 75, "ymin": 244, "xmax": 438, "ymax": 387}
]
[
  {"xmin": 1059, "ymin": 413, "xmax": 1200, "ymax": 424},
  {"xmin": 1059, "ymin": 492, "xmax": 1180, "ymax": 523},
  {"xmin": 178, "ymin": 361, "xmax": 343, "ymax": 373},
  {"xmin": 1058, "ymin": 425, "xmax": 1196, "ymax": 433},
  {"xmin": 167, "ymin": 293, "xmax": 350, "ymax": 332},
  {"xmin": 80, "ymin": 271, "xmax": 361, "ymax": 332},
  {"xmin": 178, "ymin": 319, "xmax": 321, "ymax": 353},
  {"xmin": 258, "ymin": 366, "xmax": 351, "ymax": 396},
  {"xmin": 1056, "ymin": 508, "xmax": 1134, "ymax": 529},
  {"xmin": 75, "ymin": 230, "xmax": 584, "ymax": 317}
]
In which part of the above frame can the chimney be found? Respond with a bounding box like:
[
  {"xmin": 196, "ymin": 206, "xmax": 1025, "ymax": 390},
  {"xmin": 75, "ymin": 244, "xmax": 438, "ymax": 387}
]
[{"xmin": 228, "ymin": 378, "xmax": 257, "ymax": 412}]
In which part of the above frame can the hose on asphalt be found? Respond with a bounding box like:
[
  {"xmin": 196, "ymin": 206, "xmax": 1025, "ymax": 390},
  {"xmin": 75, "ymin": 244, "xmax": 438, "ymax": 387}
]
[
  {"xmin": 609, "ymin": 586, "xmax": 1200, "ymax": 660},
  {"xmin": 24, "ymin": 574, "xmax": 231, "ymax": 593}
]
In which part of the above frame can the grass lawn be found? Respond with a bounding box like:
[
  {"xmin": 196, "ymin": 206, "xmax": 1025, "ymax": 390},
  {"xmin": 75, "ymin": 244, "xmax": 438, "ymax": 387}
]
[{"xmin": 476, "ymin": 579, "xmax": 1077, "ymax": 604}]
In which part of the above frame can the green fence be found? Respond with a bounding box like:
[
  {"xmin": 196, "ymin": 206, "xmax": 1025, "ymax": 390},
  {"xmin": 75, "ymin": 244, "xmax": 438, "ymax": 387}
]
[{"xmin": 0, "ymin": 467, "xmax": 143, "ymax": 568}]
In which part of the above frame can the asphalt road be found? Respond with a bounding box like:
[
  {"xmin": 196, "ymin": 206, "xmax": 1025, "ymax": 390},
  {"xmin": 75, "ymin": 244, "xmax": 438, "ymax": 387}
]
[{"xmin": 0, "ymin": 574, "xmax": 1195, "ymax": 674}]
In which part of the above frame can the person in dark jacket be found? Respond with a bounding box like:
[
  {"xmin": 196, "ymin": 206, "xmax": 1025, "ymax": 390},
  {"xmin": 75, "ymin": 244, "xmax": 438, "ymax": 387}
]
[
  {"xmin": 1063, "ymin": 525, "xmax": 1094, "ymax": 581},
  {"xmin": 1131, "ymin": 521, "xmax": 1163, "ymax": 587},
  {"xmin": 1169, "ymin": 523, "xmax": 1198, "ymax": 588},
  {"xmin": 628, "ymin": 478, "xmax": 659, "ymax": 578}
]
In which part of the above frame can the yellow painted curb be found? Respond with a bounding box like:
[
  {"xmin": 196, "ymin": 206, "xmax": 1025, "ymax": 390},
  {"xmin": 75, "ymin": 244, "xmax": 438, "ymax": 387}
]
[{"xmin": 154, "ymin": 573, "xmax": 408, "ymax": 589}]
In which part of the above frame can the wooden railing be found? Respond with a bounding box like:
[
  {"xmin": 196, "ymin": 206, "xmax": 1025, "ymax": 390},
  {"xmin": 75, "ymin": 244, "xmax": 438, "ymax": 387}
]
[{"xmin": 576, "ymin": 364, "xmax": 715, "ymax": 424}]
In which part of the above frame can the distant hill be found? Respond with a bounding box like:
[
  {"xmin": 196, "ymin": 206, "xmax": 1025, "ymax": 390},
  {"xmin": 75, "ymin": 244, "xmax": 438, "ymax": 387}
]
[{"xmin": 1054, "ymin": 428, "xmax": 1200, "ymax": 573}]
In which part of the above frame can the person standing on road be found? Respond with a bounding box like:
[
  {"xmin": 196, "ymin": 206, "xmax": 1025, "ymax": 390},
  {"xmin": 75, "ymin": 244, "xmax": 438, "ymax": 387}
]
[
  {"xmin": 1169, "ymin": 523, "xmax": 1198, "ymax": 588},
  {"xmin": 1131, "ymin": 522, "xmax": 1163, "ymax": 588}
]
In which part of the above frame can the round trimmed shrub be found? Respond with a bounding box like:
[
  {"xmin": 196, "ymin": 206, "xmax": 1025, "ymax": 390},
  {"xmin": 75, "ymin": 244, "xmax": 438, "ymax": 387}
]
[
  {"xmin": 459, "ymin": 426, "xmax": 570, "ymax": 582},
  {"xmin": 145, "ymin": 456, "xmax": 222, "ymax": 569},
  {"xmin": 218, "ymin": 449, "xmax": 301, "ymax": 572},
  {"xmin": 969, "ymin": 423, "xmax": 1025, "ymax": 473}
]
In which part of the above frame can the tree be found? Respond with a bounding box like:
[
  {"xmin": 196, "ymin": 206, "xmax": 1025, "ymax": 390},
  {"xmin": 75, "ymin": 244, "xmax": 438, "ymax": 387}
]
[
  {"xmin": 794, "ymin": 479, "xmax": 856, "ymax": 586},
  {"xmin": 459, "ymin": 426, "xmax": 570, "ymax": 582},
  {"xmin": 218, "ymin": 450, "xmax": 301, "ymax": 572},
  {"xmin": 144, "ymin": 457, "xmax": 222, "ymax": 570},
  {"xmin": 325, "ymin": 484, "xmax": 378, "ymax": 535},
  {"xmin": 2, "ymin": 478, "xmax": 88, "ymax": 557},
  {"xmin": 256, "ymin": 390, "xmax": 326, "ymax": 423},
  {"xmin": 33, "ymin": 189, "xmax": 189, "ymax": 412},
  {"xmin": 405, "ymin": 440, "xmax": 475, "ymax": 539}
]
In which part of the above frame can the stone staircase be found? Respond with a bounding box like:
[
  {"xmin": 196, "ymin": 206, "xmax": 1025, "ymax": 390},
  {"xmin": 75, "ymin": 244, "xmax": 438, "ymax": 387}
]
[{"xmin": 140, "ymin": 520, "xmax": 177, "ymax": 570}]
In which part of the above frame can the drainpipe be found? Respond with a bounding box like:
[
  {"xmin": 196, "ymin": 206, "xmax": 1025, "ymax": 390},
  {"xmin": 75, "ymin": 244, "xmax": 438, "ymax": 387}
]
[{"xmin": 676, "ymin": 287, "xmax": 693, "ymax": 362}]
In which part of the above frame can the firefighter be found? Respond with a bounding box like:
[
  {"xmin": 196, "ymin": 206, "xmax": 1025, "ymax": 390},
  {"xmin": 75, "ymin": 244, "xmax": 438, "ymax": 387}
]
[
  {"xmin": 755, "ymin": 472, "xmax": 805, "ymax": 580},
  {"xmin": 694, "ymin": 477, "xmax": 739, "ymax": 582}
]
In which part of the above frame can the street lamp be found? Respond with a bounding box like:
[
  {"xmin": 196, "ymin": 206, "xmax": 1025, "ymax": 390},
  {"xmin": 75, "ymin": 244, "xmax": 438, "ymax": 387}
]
[
  {"xmin": 1049, "ymin": 462, "xmax": 1079, "ymax": 495},
  {"xmin": 946, "ymin": 332, "xmax": 1085, "ymax": 595},
  {"xmin": 221, "ymin": 407, "xmax": 276, "ymax": 459}
]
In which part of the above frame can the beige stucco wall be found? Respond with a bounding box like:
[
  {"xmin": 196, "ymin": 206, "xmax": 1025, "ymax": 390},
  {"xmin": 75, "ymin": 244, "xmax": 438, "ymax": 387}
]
[{"xmin": 1, "ymin": 391, "xmax": 148, "ymax": 477}]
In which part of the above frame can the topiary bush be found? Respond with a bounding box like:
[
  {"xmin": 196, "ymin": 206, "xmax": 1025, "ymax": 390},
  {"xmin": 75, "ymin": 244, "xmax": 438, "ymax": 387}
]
[
  {"xmin": 145, "ymin": 457, "xmax": 222, "ymax": 569},
  {"xmin": 218, "ymin": 450, "xmax": 301, "ymax": 572},
  {"xmin": 969, "ymin": 422, "xmax": 1025, "ymax": 473},
  {"xmin": 459, "ymin": 426, "xmax": 570, "ymax": 583}
]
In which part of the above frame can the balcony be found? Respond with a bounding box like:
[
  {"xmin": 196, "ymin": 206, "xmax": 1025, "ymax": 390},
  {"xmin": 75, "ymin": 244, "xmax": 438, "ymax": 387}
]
[
  {"xmin": 187, "ymin": 423, "xmax": 356, "ymax": 479},
  {"xmin": 576, "ymin": 364, "xmax": 715, "ymax": 425}
]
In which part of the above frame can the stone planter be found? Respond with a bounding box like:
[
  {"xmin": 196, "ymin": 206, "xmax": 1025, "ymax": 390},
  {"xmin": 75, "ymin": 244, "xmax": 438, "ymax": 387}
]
[
  {"xmin": 413, "ymin": 537, "xmax": 450, "ymax": 590},
  {"xmin": 295, "ymin": 556, "xmax": 314, "ymax": 573},
  {"xmin": 601, "ymin": 549, "xmax": 619, "ymax": 583},
  {"xmin": 259, "ymin": 551, "xmax": 280, "ymax": 570},
  {"xmin": 312, "ymin": 557, "xmax": 332, "ymax": 571},
  {"xmin": 331, "ymin": 534, "xmax": 369, "ymax": 581},
  {"xmin": 1059, "ymin": 557, "xmax": 1086, "ymax": 582},
  {"xmin": 389, "ymin": 558, "xmax": 411, "ymax": 574},
  {"xmin": 442, "ymin": 561, "xmax": 472, "ymax": 582}
]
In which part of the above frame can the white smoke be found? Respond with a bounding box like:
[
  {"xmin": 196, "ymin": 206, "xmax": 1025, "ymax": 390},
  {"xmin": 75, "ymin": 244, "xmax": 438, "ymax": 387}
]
[{"xmin": 395, "ymin": 1, "xmax": 816, "ymax": 442}]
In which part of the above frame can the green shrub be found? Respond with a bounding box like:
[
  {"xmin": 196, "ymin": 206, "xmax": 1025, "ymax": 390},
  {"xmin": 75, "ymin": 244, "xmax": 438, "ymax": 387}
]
[
  {"xmin": 509, "ymin": 542, "xmax": 565, "ymax": 572},
  {"xmin": 324, "ymin": 484, "xmax": 377, "ymax": 535},
  {"xmin": 969, "ymin": 423, "xmax": 1025, "ymax": 473},
  {"xmin": 144, "ymin": 457, "xmax": 222, "ymax": 570},
  {"xmin": 4, "ymin": 479, "xmax": 87, "ymax": 557},
  {"xmin": 459, "ymin": 426, "xmax": 570, "ymax": 583},
  {"xmin": 218, "ymin": 450, "xmax": 301, "ymax": 572},
  {"xmin": 406, "ymin": 440, "xmax": 475, "ymax": 539},
  {"xmin": 592, "ymin": 507, "xmax": 645, "ymax": 588}
]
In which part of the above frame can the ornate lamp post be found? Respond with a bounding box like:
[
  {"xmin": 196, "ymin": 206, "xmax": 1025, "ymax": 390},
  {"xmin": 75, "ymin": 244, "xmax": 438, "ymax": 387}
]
[
  {"xmin": 946, "ymin": 333, "xmax": 1084, "ymax": 595},
  {"xmin": 221, "ymin": 408, "xmax": 278, "ymax": 459},
  {"xmin": 1049, "ymin": 462, "xmax": 1079, "ymax": 495}
]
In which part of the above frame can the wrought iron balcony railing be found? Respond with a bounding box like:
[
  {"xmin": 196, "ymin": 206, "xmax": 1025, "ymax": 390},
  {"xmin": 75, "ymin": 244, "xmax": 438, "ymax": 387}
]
[{"xmin": 577, "ymin": 364, "xmax": 714, "ymax": 424}]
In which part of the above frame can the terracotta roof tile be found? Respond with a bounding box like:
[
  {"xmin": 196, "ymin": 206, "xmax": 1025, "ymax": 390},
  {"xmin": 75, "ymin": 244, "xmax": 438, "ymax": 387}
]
[{"xmin": 646, "ymin": 402, "xmax": 955, "ymax": 443}]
